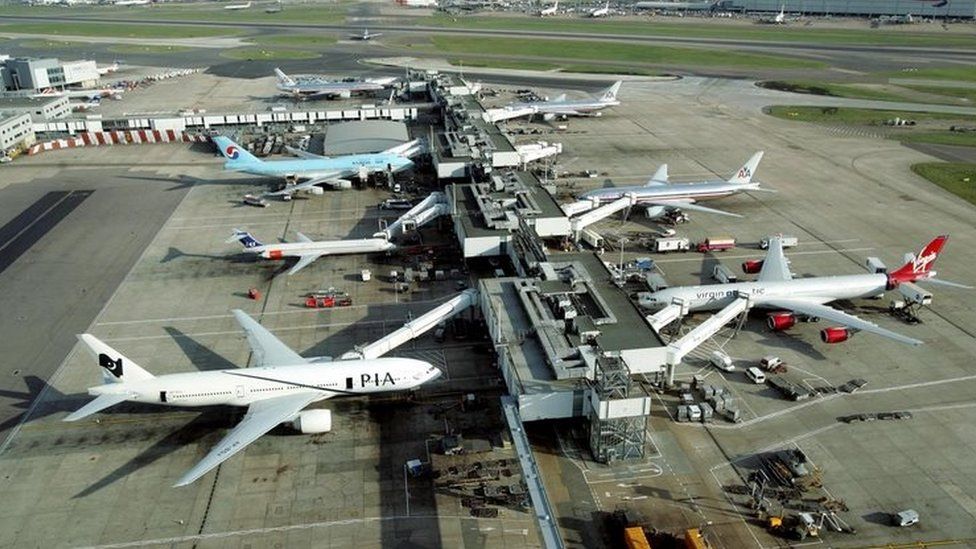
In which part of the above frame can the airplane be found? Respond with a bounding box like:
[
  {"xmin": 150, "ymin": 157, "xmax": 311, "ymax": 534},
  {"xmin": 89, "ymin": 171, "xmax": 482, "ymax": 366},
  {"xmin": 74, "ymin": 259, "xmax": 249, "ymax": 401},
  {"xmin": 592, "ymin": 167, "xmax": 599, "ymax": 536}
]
[
  {"xmin": 274, "ymin": 68, "xmax": 397, "ymax": 100},
  {"xmin": 640, "ymin": 235, "xmax": 971, "ymax": 346},
  {"xmin": 634, "ymin": 0, "xmax": 719, "ymax": 10},
  {"xmin": 576, "ymin": 152, "xmax": 768, "ymax": 219},
  {"xmin": 758, "ymin": 4, "xmax": 786, "ymax": 24},
  {"xmin": 113, "ymin": 0, "xmax": 149, "ymax": 5},
  {"xmin": 64, "ymin": 310, "xmax": 441, "ymax": 486},
  {"xmin": 505, "ymin": 81, "xmax": 622, "ymax": 119},
  {"xmin": 97, "ymin": 61, "xmax": 120, "ymax": 75},
  {"xmin": 539, "ymin": 0, "xmax": 559, "ymax": 16},
  {"xmin": 589, "ymin": 0, "xmax": 610, "ymax": 16},
  {"xmin": 212, "ymin": 135, "xmax": 422, "ymax": 196},
  {"xmin": 229, "ymin": 229, "xmax": 396, "ymax": 275},
  {"xmin": 351, "ymin": 28, "xmax": 382, "ymax": 40},
  {"xmin": 224, "ymin": 1, "xmax": 251, "ymax": 9}
]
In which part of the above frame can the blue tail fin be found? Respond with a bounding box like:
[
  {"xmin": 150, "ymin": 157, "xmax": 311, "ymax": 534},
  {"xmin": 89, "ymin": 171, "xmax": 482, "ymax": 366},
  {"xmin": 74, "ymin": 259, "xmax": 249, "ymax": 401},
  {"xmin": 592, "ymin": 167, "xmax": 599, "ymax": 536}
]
[
  {"xmin": 213, "ymin": 136, "xmax": 261, "ymax": 165},
  {"xmin": 228, "ymin": 228, "xmax": 263, "ymax": 249}
]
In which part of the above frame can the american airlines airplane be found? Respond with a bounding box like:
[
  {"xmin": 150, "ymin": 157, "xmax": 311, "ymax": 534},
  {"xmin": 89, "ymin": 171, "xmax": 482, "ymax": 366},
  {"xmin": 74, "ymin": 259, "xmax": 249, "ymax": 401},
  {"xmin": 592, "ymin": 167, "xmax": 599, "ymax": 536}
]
[
  {"xmin": 640, "ymin": 235, "xmax": 969, "ymax": 346},
  {"xmin": 275, "ymin": 68, "xmax": 397, "ymax": 99},
  {"xmin": 65, "ymin": 310, "xmax": 441, "ymax": 486},
  {"xmin": 577, "ymin": 152, "xmax": 768, "ymax": 218},
  {"xmin": 229, "ymin": 229, "xmax": 396, "ymax": 275},
  {"xmin": 505, "ymin": 81, "xmax": 622, "ymax": 119},
  {"xmin": 213, "ymin": 136, "xmax": 421, "ymax": 195}
]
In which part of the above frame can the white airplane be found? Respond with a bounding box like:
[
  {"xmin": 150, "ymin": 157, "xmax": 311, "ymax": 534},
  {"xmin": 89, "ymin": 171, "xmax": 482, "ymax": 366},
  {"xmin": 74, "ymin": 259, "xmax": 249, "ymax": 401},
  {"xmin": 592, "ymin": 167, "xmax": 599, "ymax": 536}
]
[
  {"xmin": 32, "ymin": 87, "xmax": 123, "ymax": 100},
  {"xmin": 589, "ymin": 0, "xmax": 610, "ymax": 17},
  {"xmin": 229, "ymin": 229, "xmax": 396, "ymax": 275},
  {"xmin": 224, "ymin": 1, "xmax": 251, "ymax": 9},
  {"xmin": 65, "ymin": 310, "xmax": 441, "ymax": 486},
  {"xmin": 351, "ymin": 28, "xmax": 382, "ymax": 40},
  {"xmin": 758, "ymin": 4, "xmax": 786, "ymax": 23},
  {"xmin": 576, "ymin": 152, "xmax": 768, "ymax": 219},
  {"xmin": 640, "ymin": 235, "xmax": 970, "ymax": 346},
  {"xmin": 275, "ymin": 68, "xmax": 398, "ymax": 99},
  {"xmin": 113, "ymin": 0, "xmax": 149, "ymax": 5},
  {"xmin": 505, "ymin": 81, "xmax": 621, "ymax": 119},
  {"xmin": 540, "ymin": 0, "xmax": 559, "ymax": 16},
  {"xmin": 97, "ymin": 61, "xmax": 120, "ymax": 75}
]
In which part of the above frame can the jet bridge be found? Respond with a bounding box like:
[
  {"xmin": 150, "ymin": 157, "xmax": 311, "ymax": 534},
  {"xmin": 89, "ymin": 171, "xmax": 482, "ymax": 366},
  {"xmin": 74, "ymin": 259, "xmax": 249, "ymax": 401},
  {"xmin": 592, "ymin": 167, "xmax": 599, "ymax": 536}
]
[
  {"xmin": 482, "ymin": 106, "xmax": 536, "ymax": 124},
  {"xmin": 561, "ymin": 199, "xmax": 599, "ymax": 217},
  {"xmin": 340, "ymin": 289, "xmax": 479, "ymax": 360},
  {"xmin": 664, "ymin": 294, "xmax": 751, "ymax": 385},
  {"xmin": 515, "ymin": 141, "xmax": 562, "ymax": 166},
  {"xmin": 570, "ymin": 193, "xmax": 638, "ymax": 240},
  {"xmin": 374, "ymin": 192, "xmax": 450, "ymax": 240}
]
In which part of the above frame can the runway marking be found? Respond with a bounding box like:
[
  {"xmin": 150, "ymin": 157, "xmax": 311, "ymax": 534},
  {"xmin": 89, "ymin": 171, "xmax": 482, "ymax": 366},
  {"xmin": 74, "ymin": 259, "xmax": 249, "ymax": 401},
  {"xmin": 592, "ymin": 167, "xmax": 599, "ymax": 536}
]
[
  {"xmin": 78, "ymin": 515, "xmax": 533, "ymax": 549},
  {"xmin": 652, "ymin": 247, "xmax": 874, "ymax": 265}
]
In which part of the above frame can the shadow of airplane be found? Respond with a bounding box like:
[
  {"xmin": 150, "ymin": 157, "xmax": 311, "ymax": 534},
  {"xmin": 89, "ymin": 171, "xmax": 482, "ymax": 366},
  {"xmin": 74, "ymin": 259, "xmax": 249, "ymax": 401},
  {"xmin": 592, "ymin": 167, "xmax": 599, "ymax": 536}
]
[
  {"xmin": 0, "ymin": 376, "xmax": 87, "ymax": 435},
  {"xmin": 163, "ymin": 327, "xmax": 239, "ymax": 371}
]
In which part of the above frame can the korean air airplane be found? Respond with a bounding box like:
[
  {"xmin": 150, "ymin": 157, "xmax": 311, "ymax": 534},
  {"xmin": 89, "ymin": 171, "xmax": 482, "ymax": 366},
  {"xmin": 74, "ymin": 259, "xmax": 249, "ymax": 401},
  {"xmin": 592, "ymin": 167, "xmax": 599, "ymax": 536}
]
[{"xmin": 213, "ymin": 135, "xmax": 423, "ymax": 197}]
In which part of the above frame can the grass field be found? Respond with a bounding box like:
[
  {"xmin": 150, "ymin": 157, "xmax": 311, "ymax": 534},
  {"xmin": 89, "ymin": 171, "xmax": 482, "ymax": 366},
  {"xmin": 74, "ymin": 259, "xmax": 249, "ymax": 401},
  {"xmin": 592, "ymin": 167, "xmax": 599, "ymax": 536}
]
[
  {"xmin": 429, "ymin": 15, "xmax": 976, "ymax": 48},
  {"xmin": 893, "ymin": 67, "xmax": 976, "ymax": 83},
  {"xmin": 18, "ymin": 39, "xmax": 81, "ymax": 50},
  {"xmin": 248, "ymin": 34, "xmax": 337, "ymax": 48},
  {"xmin": 0, "ymin": 4, "xmax": 345, "ymax": 25},
  {"xmin": 450, "ymin": 58, "xmax": 664, "ymax": 76},
  {"xmin": 898, "ymin": 131, "xmax": 976, "ymax": 148},
  {"xmin": 760, "ymin": 79, "xmax": 976, "ymax": 106},
  {"xmin": 901, "ymin": 84, "xmax": 976, "ymax": 104},
  {"xmin": 220, "ymin": 47, "xmax": 320, "ymax": 61},
  {"xmin": 911, "ymin": 162, "xmax": 976, "ymax": 206},
  {"xmin": 766, "ymin": 106, "xmax": 976, "ymax": 125},
  {"xmin": 0, "ymin": 21, "xmax": 241, "ymax": 39},
  {"xmin": 432, "ymin": 36, "xmax": 824, "ymax": 70}
]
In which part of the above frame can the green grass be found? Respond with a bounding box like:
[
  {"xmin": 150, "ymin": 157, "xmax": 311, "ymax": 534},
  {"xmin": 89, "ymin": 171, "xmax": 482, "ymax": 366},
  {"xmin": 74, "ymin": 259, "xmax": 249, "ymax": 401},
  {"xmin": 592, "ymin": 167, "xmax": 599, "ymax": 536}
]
[
  {"xmin": 900, "ymin": 85, "xmax": 976, "ymax": 104},
  {"xmin": 248, "ymin": 34, "xmax": 337, "ymax": 48},
  {"xmin": 911, "ymin": 162, "xmax": 976, "ymax": 206},
  {"xmin": 18, "ymin": 39, "xmax": 82, "ymax": 49},
  {"xmin": 893, "ymin": 66, "xmax": 976, "ymax": 83},
  {"xmin": 108, "ymin": 44, "xmax": 194, "ymax": 54},
  {"xmin": 220, "ymin": 47, "xmax": 320, "ymax": 61},
  {"xmin": 766, "ymin": 106, "xmax": 976, "ymax": 125},
  {"xmin": 0, "ymin": 4, "xmax": 345, "ymax": 24},
  {"xmin": 428, "ymin": 15, "xmax": 976, "ymax": 49},
  {"xmin": 451, "ymin": 58, "xmax": 664, "ymax": 76},
  {"xmin": 0, "ymin": 21, "xmax": 242, "ymax": 39},
  {"xmin": 432, "ymin": 36, "xmax": 824, "ymax": 70},
  {"xmin": 899, "ymin": 131, "xmax": 976, "ymax": 147},
  {"xmin": 761, "ymin": 80, "xmax": 917, "ymax": 102}
]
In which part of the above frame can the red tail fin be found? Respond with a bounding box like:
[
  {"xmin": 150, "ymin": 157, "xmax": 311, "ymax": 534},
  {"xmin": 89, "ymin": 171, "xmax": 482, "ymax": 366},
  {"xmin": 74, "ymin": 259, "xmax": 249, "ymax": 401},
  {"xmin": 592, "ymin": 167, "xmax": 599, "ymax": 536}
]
[{"xmin": 889, "ymin": 235, "xmax": 948, "ymax": 284}]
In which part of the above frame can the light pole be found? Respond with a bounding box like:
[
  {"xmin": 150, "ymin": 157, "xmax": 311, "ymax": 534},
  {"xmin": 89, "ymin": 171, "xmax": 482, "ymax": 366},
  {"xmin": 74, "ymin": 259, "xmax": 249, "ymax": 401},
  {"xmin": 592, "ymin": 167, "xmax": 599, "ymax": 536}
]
[{"xmin": 618, "ymin": 236, "xmax": 628, "ymax": 281}]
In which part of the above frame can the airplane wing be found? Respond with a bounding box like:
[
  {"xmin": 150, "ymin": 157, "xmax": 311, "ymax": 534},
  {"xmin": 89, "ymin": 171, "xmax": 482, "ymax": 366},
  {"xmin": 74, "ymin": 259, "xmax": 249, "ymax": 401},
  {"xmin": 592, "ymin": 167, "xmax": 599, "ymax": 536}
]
[
  {"xmin": 288, "ymin": 253, "xmax": 323, "ymax": 276},
  {"xmin": 295, "ymin": 232, "xmax": 314, "ymax": 243},
  {"xmin": 757, "ymin": 237, "xmax": 793, "ymax": 282},
  {"xmin": 64, "ymin": 392, "xmax": 132, "ymax": 422},
  {"xmin": 644, "ymin": 200, "xmax": 742, "ymax": 218},
  {"xmin": 173, "ymin": 392, "xmax": 325, "ymax": 487},
  {"xmin": 263, "ymin": 174, "xmax": 347, "ymax": 196},
  {"xmin": 551, "ymin": 93, "xmax": 567, "ymax": 102},
  {"xmin": 232, "ymin": 309, "xmax": 308, "ymax": 367},
  {"xmin": 763, "ymin": 298, "xmax": 924, "ymax": 347},
  {"xmin": 284, "ymin": 146, "xmax": 328, "ymax": 160},
  {"xmin": 645, "ymin": 164, "xmax": 668, "ymax": 186}
]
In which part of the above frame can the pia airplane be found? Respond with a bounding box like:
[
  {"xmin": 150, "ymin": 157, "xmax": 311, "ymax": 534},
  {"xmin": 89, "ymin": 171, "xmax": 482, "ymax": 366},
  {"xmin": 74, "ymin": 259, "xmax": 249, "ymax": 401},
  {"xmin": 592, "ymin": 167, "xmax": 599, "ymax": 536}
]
[
  {"xmin": 540, "ymin": 0, "xmax": 559, "ymax": 16},
  {"xmin": 576, "ymin": 152, "xmax": 768, "ymax": 218},
  {"xmin": 229, "ymin": 229, "xmax": 396, "ymax": 275},
  {"xmin": 65, "ymin": 310, "xmax": 440, "ymax": 486},
  {"xmin": 589, "ymin": 0, "xmax": 610, "ymax": 16},
  {"xmin": 640, "ymin": 235, "xmax": 970, "ymax": 346},
  {"xmin": 213, "ymin": 135, "xmax": 421, "ymax": 195},
  {"xmin": 506, "ymin": 81, "xmax": 622, "ymax": 119},
  {"xmin": 275, "ymin": 68, "xmax": 397, "ymax": 99}
]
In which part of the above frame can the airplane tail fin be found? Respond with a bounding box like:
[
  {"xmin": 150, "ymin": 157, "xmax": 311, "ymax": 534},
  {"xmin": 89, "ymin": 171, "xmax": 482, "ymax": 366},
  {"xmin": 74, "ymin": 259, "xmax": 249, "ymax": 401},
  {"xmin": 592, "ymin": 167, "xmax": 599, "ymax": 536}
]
[
  {"xmin": 889, "ymin": 235, "xmax": 949, "ymax": 283},
  {"xmin": 227, "ymin": 228, "xmax": 264, "ymax": 250},
  {"xmin": 728, "ymin": 151, "xmax": 764, "ymax": 184},
  {"xmin": 274, "ymin": 67, "xmax": 296, "ymax": 86},
  {"xmin": 78, "ymin": 334, "xmax": 155, "ymax": 384},
  {"xmin": 212, "ymin": 136, "xmax": 260, "ymax": 165},
  {"xmin": 599, "ymin": 81, "xmax": 622, "ymax": 102}
]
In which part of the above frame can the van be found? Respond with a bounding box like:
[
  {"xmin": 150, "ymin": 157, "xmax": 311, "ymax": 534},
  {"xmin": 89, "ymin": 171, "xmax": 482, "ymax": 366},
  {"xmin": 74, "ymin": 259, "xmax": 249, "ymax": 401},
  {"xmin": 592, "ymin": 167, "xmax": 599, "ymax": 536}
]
[
  {"xmin": 710, "ymin": 350, "xmax": 735, "ymax": 372},
  {"xmin": 745, "ymin": 367, "xmax": 766, "ymax": 384},
  {"xmin": 688, "ymin": 404, "xmax": 702, "ymax": 422}
]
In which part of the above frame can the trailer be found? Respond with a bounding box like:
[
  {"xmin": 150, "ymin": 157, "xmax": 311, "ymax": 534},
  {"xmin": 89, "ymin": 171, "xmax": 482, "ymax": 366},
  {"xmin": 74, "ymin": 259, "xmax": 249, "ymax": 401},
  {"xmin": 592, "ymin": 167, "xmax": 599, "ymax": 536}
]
[
  {"xmin": 697, "ymin": 236, "xmax": 736, "ymax": 253},
  {"xmin": 760, "ymin": 235, "xmax": 798, "ymax": 249},
  {"xmin": 652, "ymin": 236, "xmax": 690, "ymax": 253}
]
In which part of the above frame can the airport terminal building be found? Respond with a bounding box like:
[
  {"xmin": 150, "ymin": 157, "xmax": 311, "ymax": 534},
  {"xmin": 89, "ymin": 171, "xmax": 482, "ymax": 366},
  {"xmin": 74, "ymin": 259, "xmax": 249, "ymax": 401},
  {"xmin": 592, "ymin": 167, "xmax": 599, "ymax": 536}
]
[{"xmin": 722, "ymin": 0, "xmax": 976, "ymax": 18}]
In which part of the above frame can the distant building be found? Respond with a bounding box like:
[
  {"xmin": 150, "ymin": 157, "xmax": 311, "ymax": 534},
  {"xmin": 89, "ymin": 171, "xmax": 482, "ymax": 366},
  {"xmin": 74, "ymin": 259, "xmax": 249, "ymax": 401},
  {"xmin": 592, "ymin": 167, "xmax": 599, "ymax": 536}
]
[
  {"xmin": 0, "ymin": 96, "xmax": 71, "ymax": 120},
  {"xmin": 723, "ymin": 0, "xmax": 974, "ymax": 18},
  {"xmin": 1, "ymin": 57, "xmax": 100, "ymax": 92},
  {"xmin": 0, "ymin": 112, "xmax": 35, "ymax": 153}
]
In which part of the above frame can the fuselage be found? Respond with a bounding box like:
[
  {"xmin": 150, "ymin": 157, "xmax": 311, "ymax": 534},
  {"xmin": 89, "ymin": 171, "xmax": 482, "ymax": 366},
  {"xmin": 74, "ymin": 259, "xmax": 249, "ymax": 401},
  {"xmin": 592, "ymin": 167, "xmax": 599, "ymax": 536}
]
[
  {"xmin": 226, "ymin": 154, "xmax": 413, "ymax": 179},
  {"xmin": 91, "ymin": 358, "xmax": 439, "ymax": 407},
  {"xmin": 579, "ymin": 180, "xmax": 759, "ymax": 204},
  {"xmin": 642, "ymin": 273, "xmax": 890, "ymax": 312},
  {"xmin": 247, "ymin": 238, "xmax": 396, "ymax": 259},
  {"xmin": 510, "ymin": 98, "xmax": 619, "ymax": 114}
]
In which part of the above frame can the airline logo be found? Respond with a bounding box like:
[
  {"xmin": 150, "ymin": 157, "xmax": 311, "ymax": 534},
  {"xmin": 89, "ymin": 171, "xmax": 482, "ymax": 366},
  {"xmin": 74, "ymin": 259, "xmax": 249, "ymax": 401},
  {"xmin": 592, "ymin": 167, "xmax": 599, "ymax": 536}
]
[
  {"xmin": 911, "ymin": 251, "xmax": 938, "ymax": 273},
  {"xmin": 737, "ymin": 167, "xmax": 751, "ymax": 180},
  {"xmin": 225, "ymin": 145, "xmax": 240, "ymax": 160},
  {"xmin": 99, "ymin": 353, "xmax": 124, "ymax": 378}
]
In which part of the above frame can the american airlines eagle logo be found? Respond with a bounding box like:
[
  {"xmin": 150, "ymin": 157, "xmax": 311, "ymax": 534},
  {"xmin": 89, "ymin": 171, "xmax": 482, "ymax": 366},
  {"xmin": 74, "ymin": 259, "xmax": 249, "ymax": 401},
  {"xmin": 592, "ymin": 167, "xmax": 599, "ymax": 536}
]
[
  {"xmin": 98, "ymin": 353, "xmax": 124, "ymax": 378},
  {"xmin": 225, "ymin": 145, "xmax": 240, "ymax": 160},
  {"xmin": 737, "ymin": 167, "xmax": 751, "ymax": 180}
]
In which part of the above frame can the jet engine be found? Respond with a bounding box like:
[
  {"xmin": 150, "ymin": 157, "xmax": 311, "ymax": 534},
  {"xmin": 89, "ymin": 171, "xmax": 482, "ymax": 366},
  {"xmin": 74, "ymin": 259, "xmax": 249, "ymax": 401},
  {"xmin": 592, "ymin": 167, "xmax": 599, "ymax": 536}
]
[
  {"xmin": 742, "ymin": 260, "xmax": 764, "ymax": 274},
  {"xmin": 291, "ymin": 409, "xmax": 332, "ymax": 433},
  {"xmin": 766, "ymin": 312, "xmax": 796, "ymax": 331},
  {"xmin": 820, "ymin": 327, "xmax": 850, "ymax": 344},
  {"xmin": 305, "ymin": 186, "xmax": 325, "ymax": 195}
]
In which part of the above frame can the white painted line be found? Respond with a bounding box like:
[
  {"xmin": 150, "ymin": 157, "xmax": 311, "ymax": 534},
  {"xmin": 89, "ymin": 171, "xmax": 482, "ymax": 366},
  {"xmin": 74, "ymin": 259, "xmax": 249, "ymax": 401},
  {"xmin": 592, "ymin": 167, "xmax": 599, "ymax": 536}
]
[{"xmin": 653, "ymin": 247, "xmax": 874, "ymax": 264}]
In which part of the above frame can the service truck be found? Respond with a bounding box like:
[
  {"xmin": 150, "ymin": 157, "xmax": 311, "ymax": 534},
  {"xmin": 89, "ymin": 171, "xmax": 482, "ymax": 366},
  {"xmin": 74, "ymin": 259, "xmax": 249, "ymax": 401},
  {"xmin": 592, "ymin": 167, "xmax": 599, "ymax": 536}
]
[
  {"xmin": 697, "ymin": 236, "xmax": 736, "ymax": 253},
  {"xmin": 760, "ymin": 235, "xmax": 798, "ymax": 249},
  {"xmin": 652, "ymin": 237, "xmax": 690, "ymax": 253}
]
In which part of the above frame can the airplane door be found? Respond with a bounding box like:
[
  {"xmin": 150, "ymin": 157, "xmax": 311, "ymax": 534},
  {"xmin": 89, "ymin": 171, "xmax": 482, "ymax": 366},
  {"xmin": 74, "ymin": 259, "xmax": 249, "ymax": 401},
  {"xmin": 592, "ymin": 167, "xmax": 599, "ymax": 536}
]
[
  {"xmin": 346, "ymin": 377, "xmax": 354, "ymax": 390},
  {"xmin": 236, "ymin": 385, "xmax": 246, "ymax": 399}
]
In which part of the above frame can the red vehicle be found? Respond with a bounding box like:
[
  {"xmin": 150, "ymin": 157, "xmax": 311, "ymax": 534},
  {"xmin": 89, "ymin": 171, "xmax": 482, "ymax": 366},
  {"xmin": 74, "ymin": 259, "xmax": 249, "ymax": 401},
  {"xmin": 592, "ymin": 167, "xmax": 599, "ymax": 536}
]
[
  {"xmin": 697, "ymin": 236, "xmax": 736, "ymax": 253},
  {"xmin": 304, "ymin": 289, "xmax": 352, "ymax": 308}
]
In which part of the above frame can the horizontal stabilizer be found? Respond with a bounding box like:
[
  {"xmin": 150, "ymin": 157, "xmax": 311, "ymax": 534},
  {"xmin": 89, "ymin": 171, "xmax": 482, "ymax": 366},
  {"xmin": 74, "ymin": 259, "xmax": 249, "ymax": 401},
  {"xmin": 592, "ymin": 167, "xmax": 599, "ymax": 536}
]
[
  {"xmin": 918, "ymin": 277, "xmax": 973, "ymax": 290},
  {"xmin": 64, "ymin": 393, "xmax": 130, "ymax": 422}
]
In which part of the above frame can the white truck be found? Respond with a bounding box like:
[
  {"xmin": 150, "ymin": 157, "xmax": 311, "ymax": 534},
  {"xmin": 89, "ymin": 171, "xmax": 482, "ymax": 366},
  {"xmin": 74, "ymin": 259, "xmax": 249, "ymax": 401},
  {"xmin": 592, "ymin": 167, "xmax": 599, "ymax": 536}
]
[
  {"xmin": 652, "ymin": 237, "xmax": 691, "ymax": 253},
  {"xmin": 760, "ymin": 235, "xmax": 799, "ymax": 249}
]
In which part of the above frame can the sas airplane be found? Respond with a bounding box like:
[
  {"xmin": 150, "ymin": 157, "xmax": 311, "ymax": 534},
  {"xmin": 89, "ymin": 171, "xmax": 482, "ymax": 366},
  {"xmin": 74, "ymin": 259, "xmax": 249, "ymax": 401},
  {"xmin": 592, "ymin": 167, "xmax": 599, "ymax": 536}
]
[
  {"xmin": 228, "ymin": 229, "xmax": 395, "ymax": 275},
  {"xmin": 213, "ymin": 135, "xmax": 422, "ymax": 196},
  {"xmin": 640, "ymin": 235, "xmax": 970, "ymax": 346},
  {"xmin": 65, "ymin": 310, "xmax": 441, "ymax": 486},
  {"xmin": 577, "ymin": 152, "xmax": 768, "ymax": 219}
]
